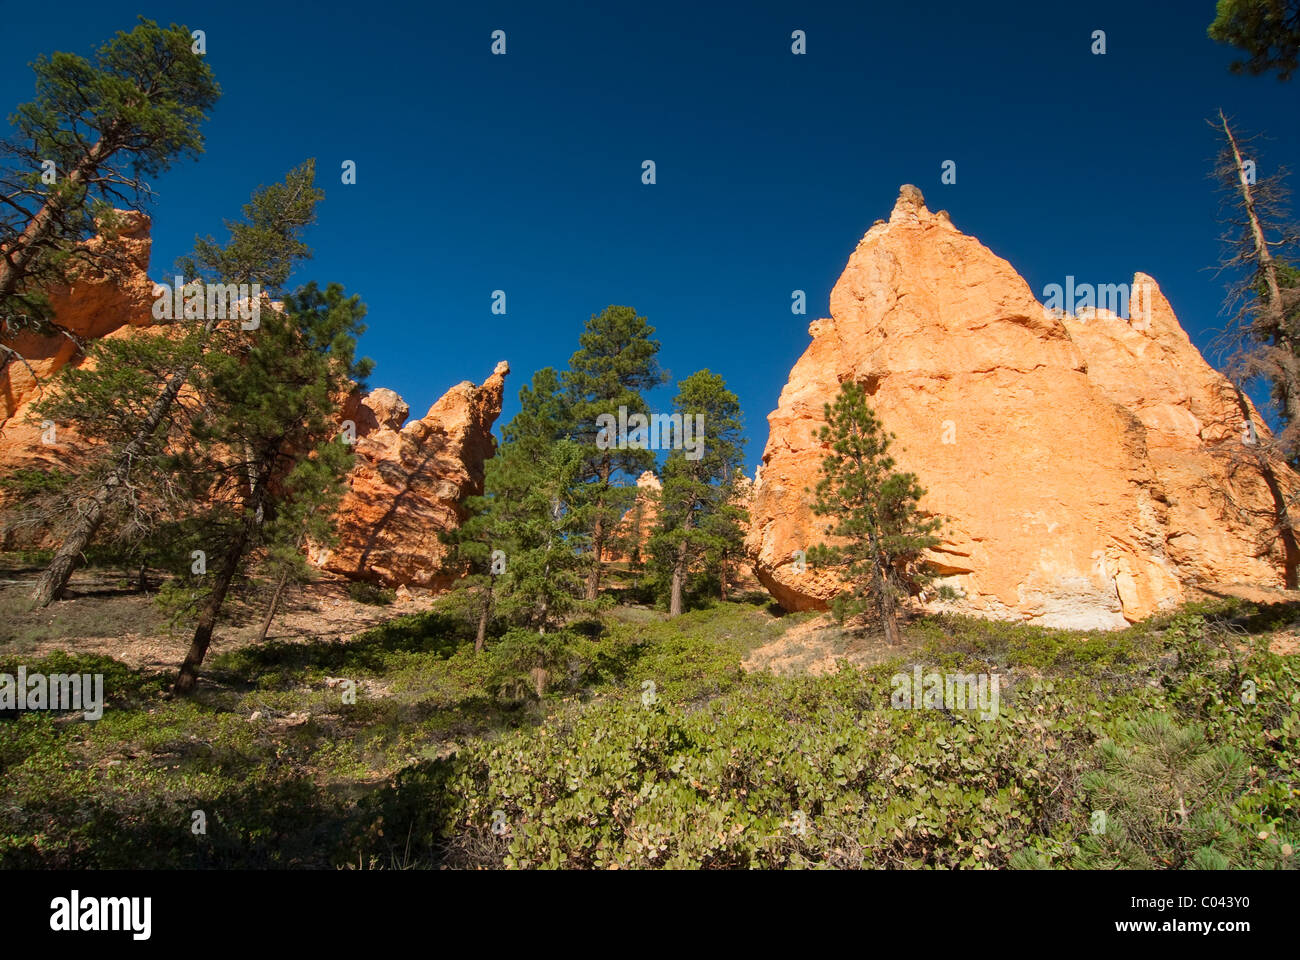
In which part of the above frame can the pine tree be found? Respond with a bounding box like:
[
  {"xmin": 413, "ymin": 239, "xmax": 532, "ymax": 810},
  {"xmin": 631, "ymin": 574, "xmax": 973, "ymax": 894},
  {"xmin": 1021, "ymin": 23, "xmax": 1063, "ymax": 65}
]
[
  {"xmin": 441, "ymin": 367, "xmax": 582, "ymax": 651},
  {"xmin": 563, "ymin": 306, "xmax": 666, "ymax": 601},
  {"xmin": 30, "ymin": 161, "xmax": 322, "ymax": 606},
  {"xmin": 502, "ymin": 366, "xmax": 571, "ymax": 454},
  {"xmin": 172, "ymin": 281, "xmax": 370, "ymax": 693},
  {"xmin": 1, "ymin": 19, "xmax": 219, "ymax": 370},
  {"xmin": 1210, "ymin": 112, "xmax": 1300, "ymax": 586},
  {"xmin": 1075, "ymin": 713, "xmax": 1258, "ymax": 869},
  {"xmin": 700, "ymin": 491, "xmax": 748, "ymax": 601},
  {"xmin": 807, "ymin": 381, "xmax": 941, "ymax": 644},
  {"xmin": 1209, "ymin": 0, "xmax": 1300, "ymax": 81},
  {"xmin": 1213, "ymin": 113, "xmax": 1300, "ymax": 448},
  {"xmin": 15, "ymin": 323, "xmax": 200, "ymax": 560},
  {"xmin": 253, "ymin": 441, "xmax": 355, "ymax": 643},
  {"xmin": 442, "ymin": 457, "xmax": 518, "ymax": 654},
  {"xmin": 648, "ymin": 370, "xmax": 745, "ymax": 616},
  {"xmin": 482, "ymin": 438, "xmax": 589, "ymax": 635},
  {"xmin": 441, "ymin": 497, "xmax": 500, "ymax": 653}
]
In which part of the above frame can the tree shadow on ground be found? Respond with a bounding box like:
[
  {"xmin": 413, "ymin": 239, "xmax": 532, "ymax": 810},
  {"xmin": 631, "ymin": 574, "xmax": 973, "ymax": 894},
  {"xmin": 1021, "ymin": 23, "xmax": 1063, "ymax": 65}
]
[
  {"xmin": 1194, "ymin": 589, "xmax": 1300, "ymax": 634},
  {"xmin": 210, "ymin": 610, "xmax": 471, "ymax": 682}
]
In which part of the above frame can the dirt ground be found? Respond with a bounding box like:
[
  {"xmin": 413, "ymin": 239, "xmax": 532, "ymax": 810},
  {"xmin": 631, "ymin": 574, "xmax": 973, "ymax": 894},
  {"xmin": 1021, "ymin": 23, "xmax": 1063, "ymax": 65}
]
[
  {"xmin": 0, "ymin": 569, "xmax": 438, "ymax": 671},
  {"xmin": 3, "ymin": 565, "xmax": 1297, "ymax": 677},
  {"xmin": 740, "ymin": 582, "xmax": 1300, "ymax": 675}
]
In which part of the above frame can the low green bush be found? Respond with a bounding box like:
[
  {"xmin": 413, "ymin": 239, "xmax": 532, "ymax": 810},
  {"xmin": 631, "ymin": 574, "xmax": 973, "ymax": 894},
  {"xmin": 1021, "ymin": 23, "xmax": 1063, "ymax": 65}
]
[{"xmin": 2, "ymin": 600, "xmax": 1296, "ymax": 870}]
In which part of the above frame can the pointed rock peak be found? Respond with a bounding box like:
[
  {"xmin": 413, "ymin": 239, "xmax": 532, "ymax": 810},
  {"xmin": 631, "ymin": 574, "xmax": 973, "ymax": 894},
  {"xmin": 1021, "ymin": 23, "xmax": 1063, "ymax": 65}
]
[
  {"xmin": 493, "ymin": 360, "xmax": 510, "ymax": 376},
  {"xmin": 1126, "ymin": 272, "xmax": 1185, "ymax": 341},
  {"xmin": 361, "ymin": 387, "xmax": 409, "ymax": 432},
  {"xmin": 636, "ymin": 470, "xmax": 661, "ymax": 489},
  {"xmin": 888, "ymin": 183, "xmax": 948, "ymax": 228},
  {"xmin": 897, "ymin": 183, "xmax": 926, "ymax": 208},
  {"xmin": 891, "ymin": 184, "xmax": 926, "ymax": 219}
]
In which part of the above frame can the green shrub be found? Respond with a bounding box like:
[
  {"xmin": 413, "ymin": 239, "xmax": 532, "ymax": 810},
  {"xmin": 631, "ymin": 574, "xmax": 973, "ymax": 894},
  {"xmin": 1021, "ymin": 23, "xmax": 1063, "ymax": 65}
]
[
  {"xmin": 348, "ymin": 581, "xmax": 396, "ymax": 606},
  {"xmin": 5, "ymin": 598, "xmax": 1297, "ymax": 870},
  {"xmin": 1074, "ymin": 712, "xmax": 1289, "ymax": 869}
]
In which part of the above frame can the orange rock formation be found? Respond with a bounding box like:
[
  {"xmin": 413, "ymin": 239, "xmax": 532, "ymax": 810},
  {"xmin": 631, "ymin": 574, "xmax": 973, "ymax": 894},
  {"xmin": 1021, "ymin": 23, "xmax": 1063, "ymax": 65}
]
[
  {"xmin": 746, "ymin": 185, "xmax": 1298, "ymax": 628},
  {"xmin": 310, "ymin": 363, "xmax": 509, "ymax": 588},
  {"xmin": 1, "ymin": 214, "xmax": 508, "ymax": 587},
  {"xmin": 0, "ymin": 211, "xmax": 156, "ymax": 483},
  {"xmin": 605, "ymin": 470, "xmax": 661, "ymax": 563}
]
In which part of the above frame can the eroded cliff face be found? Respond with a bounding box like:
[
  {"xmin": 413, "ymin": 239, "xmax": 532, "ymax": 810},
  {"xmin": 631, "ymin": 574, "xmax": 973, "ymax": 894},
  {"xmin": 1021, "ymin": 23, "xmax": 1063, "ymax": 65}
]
[
  {"xmin": 0, "ymin": 211, "xmax": 157, "ymax": 485},
  {"xmin": 0, "ymin": 214, "xmax": 508, "ymax": 587},
  {"xmin": 310, "ymin": 363, "xmax": 509, "ymax": 588},
  {"xmin": 604, "ymin": 471, "xmax": 662, "ymax": 563},
  {"xmin": 746, "ymin": 186, "xmax": 1297, "ymax": 628}
]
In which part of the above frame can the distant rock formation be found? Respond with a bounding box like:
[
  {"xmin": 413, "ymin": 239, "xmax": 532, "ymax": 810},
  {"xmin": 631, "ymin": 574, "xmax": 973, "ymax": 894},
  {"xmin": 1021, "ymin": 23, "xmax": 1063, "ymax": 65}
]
[
  {"xmin": 605, "ymin": 470, "xmax": 662, "ymax": 563},
  {"xmin": 0, "ymin": 213, "xmax": 508, "ymax": 587},
  {"xmin": 310, "ymin": 362, "xmax": 509, "ymax": 588},
  {"xmin": 746, "ymin": 185, "xmax": 1298, "ymax": 628},
  {"xmin": 0, "ymin": 211, "xmax": 156, "ymax": 491}
]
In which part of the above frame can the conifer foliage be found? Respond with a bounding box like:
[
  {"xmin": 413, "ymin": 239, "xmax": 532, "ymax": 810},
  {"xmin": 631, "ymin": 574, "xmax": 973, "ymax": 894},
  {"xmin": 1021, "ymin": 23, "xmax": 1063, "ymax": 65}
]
[
  {"xmin": 30, "ymin": 161, "xmax": 323, "ymax": 607},
  {"xmin": 1, "ymin": 19, "xmax": 219, "ymax": 368},
  {"xmin": 445, "ymin": 371, "xmax": 590, "ymax": 647},
  {"xmin": 647, "ymin": 370, "xmax": 746, "ymax": 616},
  {"xmin": 563, "ymin": 306, "xmax": 666, "ymax": 600},
  {"xmin": 172, "ymin": 282, "xmax": 370, "ymax": 692},
  {"xmin": 807, "ymin": 381, "xmax": 942, "ymax": 644}
]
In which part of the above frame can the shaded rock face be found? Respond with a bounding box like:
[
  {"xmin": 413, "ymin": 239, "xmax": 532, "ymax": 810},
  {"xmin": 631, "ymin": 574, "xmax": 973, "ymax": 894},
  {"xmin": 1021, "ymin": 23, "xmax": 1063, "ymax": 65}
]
[
  {"xmin": 310, "ymin": 362, "xmax": 509, "ymax": 588},
  {"xmin": 747, "ymin": 186, "xmax": 1297, "ymax": 628}
]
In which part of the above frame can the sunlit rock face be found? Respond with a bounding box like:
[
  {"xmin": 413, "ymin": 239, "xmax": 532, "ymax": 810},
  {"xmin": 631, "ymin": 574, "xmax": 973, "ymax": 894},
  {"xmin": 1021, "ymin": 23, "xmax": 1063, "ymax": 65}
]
[
  {"xmin": 312, "ymin": 362, "xmax": 509, "ymax": 589},
  {"xmin": 746, "ymin": 186, "xmax": 1295, "ymax": 628}
]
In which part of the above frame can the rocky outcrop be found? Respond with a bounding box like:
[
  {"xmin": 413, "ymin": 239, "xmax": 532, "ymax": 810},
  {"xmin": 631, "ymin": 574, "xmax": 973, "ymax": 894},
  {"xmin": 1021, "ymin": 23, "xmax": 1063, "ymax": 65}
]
[
  {"xmin": 605, "ymin": 471, "xmax": 662, "ymax": 563},
  {"xmin": 1, "ymin": 214, "xmax": 509, "ymax": 588},
  {"xmin": 310, "ymin": 362, "xmax": 509, "ymax": 588},
  {"xmin": 1060, "ymin": 284, "xmax": 1293, "ymax": 593},
  {"xmin": 0, "ymin": 211, "xmax": 156, "ymax": 481},
  {"xmin": 747, "ymin": 185, "xmax": 1298, "ymax": 628}
]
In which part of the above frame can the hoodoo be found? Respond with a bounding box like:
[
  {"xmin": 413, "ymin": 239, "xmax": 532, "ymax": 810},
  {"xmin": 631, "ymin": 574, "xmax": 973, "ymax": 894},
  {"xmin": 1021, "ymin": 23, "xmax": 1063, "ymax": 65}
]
[
  {"xmin": 0, "ymin": 214, "xmax": 508, "ymax": 590},
  {"xmin": 745, "ymin": 185, "xmax": 1298, "ymax": 629},
  {"xmin": 310, "ymin": 361, "xmax": 509, "ymax": 589}
]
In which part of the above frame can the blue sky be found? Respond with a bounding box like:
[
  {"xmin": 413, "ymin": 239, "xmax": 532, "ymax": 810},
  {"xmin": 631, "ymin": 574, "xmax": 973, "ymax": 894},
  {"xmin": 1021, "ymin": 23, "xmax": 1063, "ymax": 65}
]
[{"xmin": 3, "ymin": 0, "xmax": 1297, "ymax": 475}]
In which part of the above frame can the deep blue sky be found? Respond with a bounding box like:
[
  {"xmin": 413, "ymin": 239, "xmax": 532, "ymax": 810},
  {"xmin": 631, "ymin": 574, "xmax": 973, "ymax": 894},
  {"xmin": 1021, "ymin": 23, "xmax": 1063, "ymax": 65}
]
[{"xmin": 3, "ymin": 1, "xmax": 1298, "ymax": 474}]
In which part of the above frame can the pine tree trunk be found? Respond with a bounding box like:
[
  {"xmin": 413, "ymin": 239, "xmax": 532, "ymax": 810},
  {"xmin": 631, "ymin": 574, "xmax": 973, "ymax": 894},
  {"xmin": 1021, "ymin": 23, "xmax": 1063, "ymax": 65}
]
[
  {"xmin": 719, "ymin": 554, "xmax": 729, "ymax": 601},
  {"xmin": 0, "ymin": 138, "xmax": 118, "ymax": 381},
  {"xmin": 255, "ymin": 567, "xmax": 291, "ymax": 644},
  {"xmin": 669, "ymin": 537, "xmax": 689, "ymax": 617},
  {"xmin": 585, "ymin": 459, "xmax": 612, "ymax": 601},
  {"xmin": 586, "ymin": 509, "xmax": 604, "ymax": 600},
  {"xmin": 475, "ymin": 580, "xmax": 493, "ymax": 653},
  {"xmin": 1222, "ymin": 113, "xmax": 1300, "ymax": 430},
  {"xmin": 669, "ymin": 506, "xmax": 695, "ymax": 617},
  {"xmin": 176, "ymin": 456, "xmax": 266, "ymax": 694},
  {"xmin": 30, "ymin": 493, "xmax": 102, "ymax": 606},
  {"xmin": 174, "ymin": 524, "xmax": 250, "ymax": 695},
  {"xmin": 32, "ymin": 359, "xmax": 196, "ymax": 606},
  {"xmin": 868, "ymin": 531, "xmax": 901, "ymax": 644},
  {"xmin": 880, "ymin": 588, "xmax": 901, "ymax": 645},
  {"xmin": 0, "ymin": 141, "xmax": 107, "ymax": 307},
  {"xmin": 1221, "ymin": 113, "xmax": 1300, "ymax": 587},
  {"xmin": 539, "ymin": 518, "xmax": 555, "ymax": 634}
]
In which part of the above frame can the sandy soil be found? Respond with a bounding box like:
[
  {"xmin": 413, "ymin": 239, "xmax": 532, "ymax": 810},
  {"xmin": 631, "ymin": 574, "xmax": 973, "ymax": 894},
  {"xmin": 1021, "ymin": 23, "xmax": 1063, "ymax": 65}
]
[
  {"xmin": 0, "ymin": 571, "xmax": 437, "ymax": 671},
  {"xmin": 740, "ymin": 583, "xmax": 1300, "ymax": 675}
]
